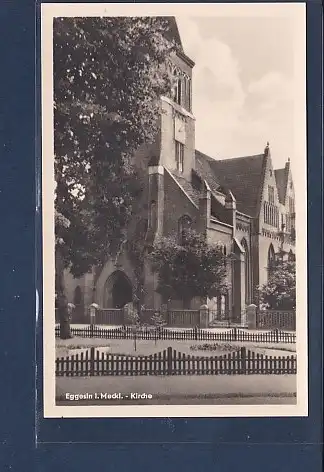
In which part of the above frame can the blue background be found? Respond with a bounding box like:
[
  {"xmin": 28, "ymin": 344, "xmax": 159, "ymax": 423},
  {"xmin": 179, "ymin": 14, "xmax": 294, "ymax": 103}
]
[{"xmin": 0, "ymin": 1, "xmax": 322, "ymax": 471}]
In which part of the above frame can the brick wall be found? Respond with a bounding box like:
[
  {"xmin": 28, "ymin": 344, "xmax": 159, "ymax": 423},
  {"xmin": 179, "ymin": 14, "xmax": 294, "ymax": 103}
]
[{"xmin": 163, "ymin": 171, "xmax": 198, "ymax": 236}]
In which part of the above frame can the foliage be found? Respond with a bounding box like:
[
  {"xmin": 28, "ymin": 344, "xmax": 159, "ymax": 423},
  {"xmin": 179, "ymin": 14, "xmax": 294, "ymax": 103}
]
[
  {"xmin": 258, "ymin": 257, "xmax": 296, "ymax": 310},
  {"xmin": 126, "ymin": 211, "xmax": 149, "ymax": 313},
  {"xmin": 151, "ymin": 311, "xmax": 167, "ymax": 344},
  {"xmin": 53, "ymin": 17, "xmax": 176, "ymax": 337},
  {"xmin": 54, "ymin": 16, "xmax": 177, "ymax": 276},
  {"xmin": 149, "ymin": 229, "xmax": 229, "ymax": 305},
  {"xmin": 124, "ymin": 304, "xmax": 142, "ymax": 351},
  {"xmin": 151, "ymin": 311, "xmax": 167, "ymax": 329}
]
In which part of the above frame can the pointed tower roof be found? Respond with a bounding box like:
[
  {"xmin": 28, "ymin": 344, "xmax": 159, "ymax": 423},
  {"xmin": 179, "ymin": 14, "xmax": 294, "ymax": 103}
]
[
  {"xmin": 164, "ymin": 16, "xmax": 183, "ymax": 51},
  {"xmin": 163, "ymin": 16, "xmax": 195, "ymax": 67}
]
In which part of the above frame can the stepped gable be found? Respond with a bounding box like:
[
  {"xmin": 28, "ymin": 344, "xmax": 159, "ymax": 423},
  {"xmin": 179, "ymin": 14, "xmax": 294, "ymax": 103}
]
[{"xmin": 275, "ymin": 161, "xmax": 290, "ymax": 204}]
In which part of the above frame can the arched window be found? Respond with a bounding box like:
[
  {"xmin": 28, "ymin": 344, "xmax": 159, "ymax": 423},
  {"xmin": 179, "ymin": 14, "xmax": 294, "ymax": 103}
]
[
  {"xmin": 267, "ymin": 244, "xmax": 276, "ymax": 278},
  {"xmin": 183, "ymin": 76, "xmax": 192, "ymax": 111},
  {"xmin": 178, "ymin": 215, "xmax": 192, "ymax": 244},
  {"xmin": 241, "ymin": 238, "xmax": 250, "ymax": 304},
  {"xmin": 188, "ymin": 78, "xmax": 192, "ymax": 111},
  {"xmin": 175, "ymin": 76, "xmax": 182, "ymax": 105},
  {"xmin": 223, "ymin": 245, "xmax": 227, "ymax": 266}
]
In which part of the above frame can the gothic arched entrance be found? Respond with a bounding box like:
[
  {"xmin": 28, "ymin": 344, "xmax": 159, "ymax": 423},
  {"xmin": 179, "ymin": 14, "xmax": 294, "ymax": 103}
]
[
  {"xmin": 103, "ymin": 270, "xmax": 133, "ymax": 309},
  {"xmin": 73, "ymin": 285, "xmax": 84, "ymax": 322}
]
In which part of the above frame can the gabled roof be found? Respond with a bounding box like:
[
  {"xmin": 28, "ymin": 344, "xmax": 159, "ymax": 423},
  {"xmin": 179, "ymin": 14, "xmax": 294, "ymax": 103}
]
[
  {"xmin": 275, "ymin": 162, "xmax": 290, "ymax": 204},
  {"xmin": 195, "ymin": 151, "xmax": 266, "ymax": 217},
  {"xmin": 194, "ymin": 150, "xmax": 222, "ymax": 195},
  {"xmin": 169, "ymin": 171, "xmax": 200, "ymax": 207}
]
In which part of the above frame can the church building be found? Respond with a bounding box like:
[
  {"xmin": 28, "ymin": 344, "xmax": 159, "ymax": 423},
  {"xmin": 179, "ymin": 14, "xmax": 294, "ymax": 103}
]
[{"xmin": 63, "ymin": 18, "xmax": 296, "ymax": 326}]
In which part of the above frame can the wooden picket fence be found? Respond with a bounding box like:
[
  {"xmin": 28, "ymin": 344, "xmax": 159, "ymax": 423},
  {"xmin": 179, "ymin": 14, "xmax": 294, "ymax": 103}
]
[
  {"xmin": 56, "ymin": 346, "xmax": 297, "ymax": 377},
  {"xmin": 55, "ymin": 325, "xmax": 296, "ymax": 344},
  {"xmin": 91, "ymin": 308, "xmax": 200, "ymax": 327},
  {"xmin": 257, "ymin": 310, "xmax": 296, "ymax": 331}
]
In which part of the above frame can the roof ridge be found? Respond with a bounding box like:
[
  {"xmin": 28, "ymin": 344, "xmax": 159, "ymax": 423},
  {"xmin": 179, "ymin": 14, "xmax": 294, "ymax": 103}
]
[
  {"xmin": 195, "ymin": 149, "xmax": 216, "ymax": 160},
  {"xmin": 214, "ymin": 154, "xmax": 264, "ymax": 163}
]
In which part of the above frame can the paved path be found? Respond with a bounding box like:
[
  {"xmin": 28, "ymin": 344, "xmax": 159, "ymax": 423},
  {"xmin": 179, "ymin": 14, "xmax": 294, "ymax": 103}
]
[
  {"xmin": 58, "ymin": 323, "xmax": 295, "ymax": 336},
  {"xmin": 57, "ymin": 374, "xmax": 296, "ymax": 405}
]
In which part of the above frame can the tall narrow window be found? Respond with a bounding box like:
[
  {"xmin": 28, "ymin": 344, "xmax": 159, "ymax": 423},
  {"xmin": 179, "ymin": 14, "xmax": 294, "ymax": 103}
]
[
  {"xmin": 175, "ymin": 77, "xmax": 182, "ymax": 105},
  {"xmin": 183, "ymin": 76, "xmax": 191, "ymax": 111},
  {"xmin": 175, "ymin": 140, "xmax": 184, "ymax": 173},
  {"xmin": 267, "ymin": 244, "xmax": 275, "ymax": 280},
  {"xmin": 178, "ymin": 215, "xmax": 192, "ymax": 244},
  {"xmin": 223, "ymin": 245, "xmax": 227, "ymax": 266},
  {"xmin": 268, "ymin": 185, "xmax": 274, "ymax": 204}
]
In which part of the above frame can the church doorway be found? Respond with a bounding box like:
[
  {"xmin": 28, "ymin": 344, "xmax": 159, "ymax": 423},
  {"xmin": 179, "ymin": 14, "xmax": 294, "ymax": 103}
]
[
  {"xmin": 73, "ymin": 285, "xmax": 84, "ymax": 322},
  {"xmin": 103, "ymin": 270, "xmax": 133, "ymax": 309}
]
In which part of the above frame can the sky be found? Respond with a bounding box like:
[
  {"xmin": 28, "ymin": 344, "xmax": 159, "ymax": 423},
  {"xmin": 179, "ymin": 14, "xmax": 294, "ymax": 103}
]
[{"xmin": 176, "ymin": 15, "xmax": 301, "ymax": 174}]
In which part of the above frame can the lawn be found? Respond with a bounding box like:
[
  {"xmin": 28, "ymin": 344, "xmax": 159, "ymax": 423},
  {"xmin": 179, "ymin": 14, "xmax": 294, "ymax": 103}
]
[{"xmin": 56, "ymin": 336, "xmax": 296, "ymax": 359}]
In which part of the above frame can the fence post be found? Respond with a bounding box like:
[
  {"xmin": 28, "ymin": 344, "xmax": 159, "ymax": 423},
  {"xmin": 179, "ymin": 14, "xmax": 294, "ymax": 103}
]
[
  {"xmin": 199, "ymin": 304, "xmax": 209, "ymax": 329},
  {"xmin": 246, "ymin": 304, "xmax": 257, "ymax": 329},
  {"xmin": 89, "ymin": 303, "xmax": 99, "ymax": 326},
  {"xmin": 121, "ymin": 306, "xmax": 126, "ymax": 325},
  {"xmin": 275, "ymin": 328, "xmax": 279, "ymax": 343},
  {"xmin": 123, "ymin": 303, "xmax": 131, "ymax": 325},
  {"xmin": 122, "ymin": 324, "xmax": 127, "ymax": 339},
  {"xmin": 160, "ymin": 304, "xmax": 168, "ymax": 326},
  {"xmin": 233, "ymin": 327, "xmax": 237, "ymax": 341},
  {"xmin": 90, "ymin": 347, "xmax": 95, "ymax": 376},
  {"xmin": 240, "ymin": 346, "xmax": 246, "ymax": 374},
  {"xmin": 167, "ymin": 346, "xmax": 173, "ymax": 375}
]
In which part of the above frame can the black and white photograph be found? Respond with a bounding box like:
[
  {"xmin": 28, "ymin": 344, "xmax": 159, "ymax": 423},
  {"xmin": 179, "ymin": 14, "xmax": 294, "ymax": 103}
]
[{"xmin": 41, "ymin": 3, "xmax": 307, "ymax": 417}]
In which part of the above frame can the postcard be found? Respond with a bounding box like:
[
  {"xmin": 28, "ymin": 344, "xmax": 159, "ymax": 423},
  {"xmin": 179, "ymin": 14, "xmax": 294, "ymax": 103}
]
[{"xmin": 41, "ymin": 2, "xmax": 307, "ymax": 418}]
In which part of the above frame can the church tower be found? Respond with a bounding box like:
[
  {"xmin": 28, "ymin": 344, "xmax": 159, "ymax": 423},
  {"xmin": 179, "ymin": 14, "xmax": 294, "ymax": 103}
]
[{"xmin": 158, "ymin": 18, "xmax": 196, "ymax": 181}]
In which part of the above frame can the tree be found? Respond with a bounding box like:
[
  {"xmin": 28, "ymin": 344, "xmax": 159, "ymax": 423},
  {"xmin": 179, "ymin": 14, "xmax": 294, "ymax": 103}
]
[
  {"xmin": 149, "ymin": 229, "xmax": 229, "ymax": 307},
  {"xmin": 151, "ymin": 311, "xmax": 167, "ymax": 345},
  {"xmin": 53, "ymin": 17, "xmax": 177, "ymax": 336},
  {"xmin": 125, "ymin": 305, "xmax": 141, "ymax": 352},
  {"xmin": 55, "ymin": 211, "xmax": 73, "ymax": 339},
  {"xmin": 258, "ymin": 257, "xmax": 296, "ymax": 310}
]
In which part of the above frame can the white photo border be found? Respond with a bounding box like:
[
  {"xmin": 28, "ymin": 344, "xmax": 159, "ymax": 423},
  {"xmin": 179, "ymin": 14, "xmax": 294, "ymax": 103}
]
[{"xmin": 41, "ymin": 2, "xmax": 308, "ymax": 418}]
